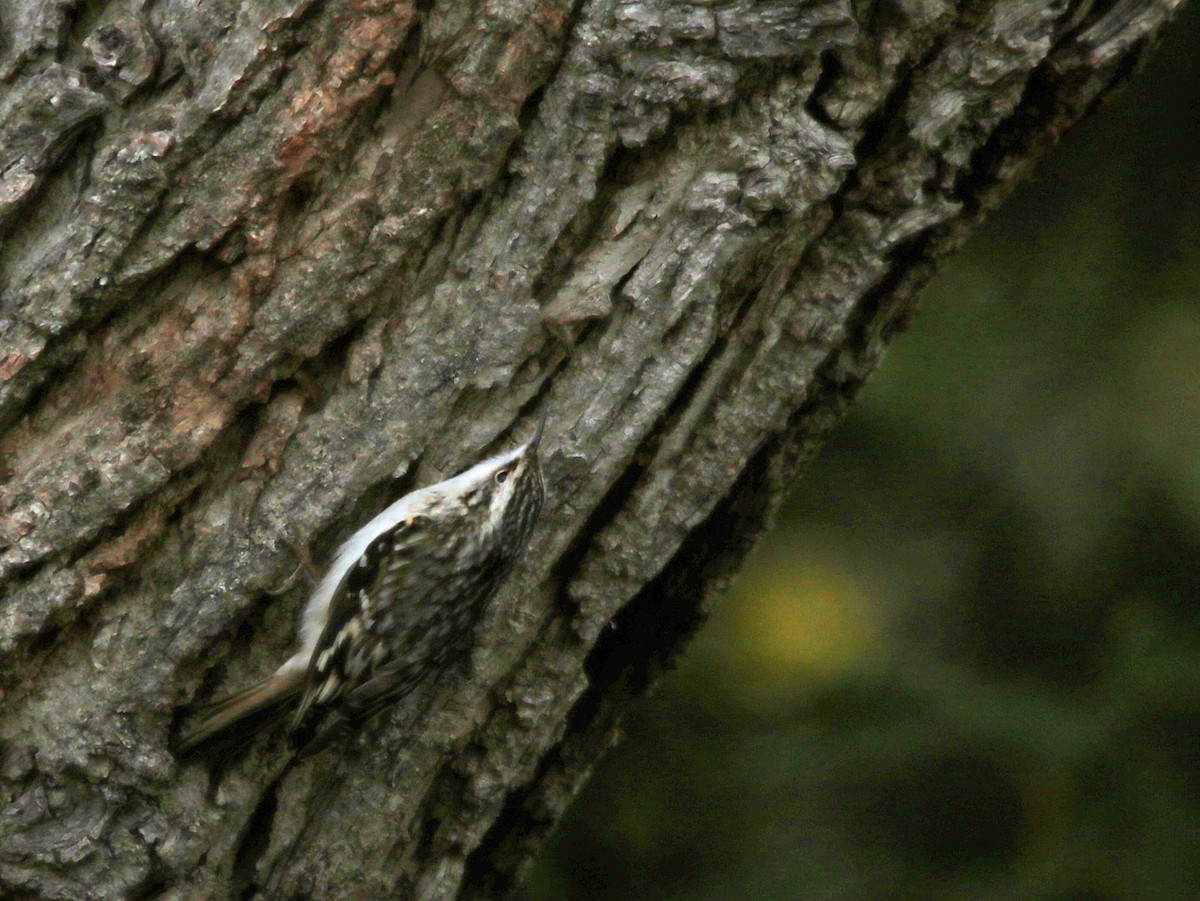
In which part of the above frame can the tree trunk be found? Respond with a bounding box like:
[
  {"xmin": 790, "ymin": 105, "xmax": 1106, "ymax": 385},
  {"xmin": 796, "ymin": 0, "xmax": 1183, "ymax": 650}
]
[{"xmin": 0, "ymin": 0, "xmax": 1182, "ymax": 897}]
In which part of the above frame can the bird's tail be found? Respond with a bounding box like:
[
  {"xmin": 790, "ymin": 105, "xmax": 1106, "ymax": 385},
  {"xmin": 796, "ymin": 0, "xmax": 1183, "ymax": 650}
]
[{"xmin": 177, "ymin": 670, "xmax": 304, "ymax": 754}]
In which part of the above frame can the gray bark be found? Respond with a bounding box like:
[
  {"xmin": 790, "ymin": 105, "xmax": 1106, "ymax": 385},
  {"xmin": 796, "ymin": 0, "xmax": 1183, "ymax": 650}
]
[{"xmin": 0, "ymin": 0, "xmax": 1182, "ymax": 897}]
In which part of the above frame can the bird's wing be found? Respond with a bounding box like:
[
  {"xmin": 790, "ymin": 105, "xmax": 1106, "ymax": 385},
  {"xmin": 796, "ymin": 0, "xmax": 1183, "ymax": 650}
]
[
  {"xmin": 288, "ymin": 514, "xmax": 427, "ymax": 750},
  {"xmin": 292, "ymin": 661, "xmax": 432, "ymax": 760}
]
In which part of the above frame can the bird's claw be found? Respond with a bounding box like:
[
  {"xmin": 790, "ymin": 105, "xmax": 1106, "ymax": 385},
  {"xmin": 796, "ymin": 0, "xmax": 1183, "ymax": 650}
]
[{"xmin": 266, "ymin": 536, "xmax": 318, "ymax": 595}]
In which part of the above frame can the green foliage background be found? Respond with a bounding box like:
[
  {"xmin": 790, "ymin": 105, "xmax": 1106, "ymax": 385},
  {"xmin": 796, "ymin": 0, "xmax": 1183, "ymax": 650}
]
[{"xmin": 524, "ymin": 10, "xmax": 1200, "ymax": 900}]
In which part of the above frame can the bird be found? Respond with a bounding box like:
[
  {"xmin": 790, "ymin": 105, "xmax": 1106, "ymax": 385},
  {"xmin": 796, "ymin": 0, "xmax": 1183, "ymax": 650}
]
[{"xmin": 179, "ymin": 413, "xmax": 546, "ymax": 759}]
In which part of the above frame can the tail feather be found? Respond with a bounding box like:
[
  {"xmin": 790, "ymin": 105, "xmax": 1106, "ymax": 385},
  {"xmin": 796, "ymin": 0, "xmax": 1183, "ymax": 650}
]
[{"xmin": 178, "ymin": 671, "xmax": 304, "ymax": 754}]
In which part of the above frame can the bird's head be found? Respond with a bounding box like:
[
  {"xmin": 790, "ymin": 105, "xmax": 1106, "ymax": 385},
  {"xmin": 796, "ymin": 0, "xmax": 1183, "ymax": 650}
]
[{"xmin": 438, "ymin": 411, "xmax": 546, "ymax": 550}]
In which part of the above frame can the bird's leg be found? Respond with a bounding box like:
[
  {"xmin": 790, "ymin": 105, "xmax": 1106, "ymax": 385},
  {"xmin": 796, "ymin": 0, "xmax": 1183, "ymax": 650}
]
[{"xmin": 266, "ymin": 531, "xmax": 319, "ymax": 595}]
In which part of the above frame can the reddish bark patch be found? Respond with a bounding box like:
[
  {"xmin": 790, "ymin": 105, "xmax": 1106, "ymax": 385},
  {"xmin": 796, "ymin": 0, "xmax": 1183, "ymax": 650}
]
[{"xmin": 0, "ymin": 354, "xmax": 31, "ymax": 381}]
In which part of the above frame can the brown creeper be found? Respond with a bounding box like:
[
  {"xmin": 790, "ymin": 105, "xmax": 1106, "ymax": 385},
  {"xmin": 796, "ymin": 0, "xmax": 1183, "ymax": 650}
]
[{"xmin": 179, "ymin": 415, "xmax": 546, "ymax": 758}]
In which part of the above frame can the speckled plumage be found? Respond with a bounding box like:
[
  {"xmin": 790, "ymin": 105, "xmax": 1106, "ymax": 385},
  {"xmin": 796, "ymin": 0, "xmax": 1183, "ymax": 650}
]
[{"xmin": 179, "ymin": 417, "xmax": 546, "ymax": 758}]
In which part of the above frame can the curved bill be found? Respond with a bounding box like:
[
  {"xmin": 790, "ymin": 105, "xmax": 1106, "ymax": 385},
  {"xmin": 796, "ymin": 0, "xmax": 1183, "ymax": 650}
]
[{"xmin": 527, "ymin": 405, "xmax": 548, "ymax": 453}]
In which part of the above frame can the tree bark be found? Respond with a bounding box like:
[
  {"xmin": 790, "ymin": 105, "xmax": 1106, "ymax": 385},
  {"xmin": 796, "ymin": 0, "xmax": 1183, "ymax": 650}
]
[{"xmin": 0, "ymin": 0, "xmax": 1182, "ymax": 897}]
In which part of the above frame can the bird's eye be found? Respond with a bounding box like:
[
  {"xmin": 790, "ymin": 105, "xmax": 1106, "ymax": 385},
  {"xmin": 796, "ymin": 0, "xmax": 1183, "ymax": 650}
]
[{"xmin": 495, "ymin": 470, "xmax": 509, "ymax": 484}]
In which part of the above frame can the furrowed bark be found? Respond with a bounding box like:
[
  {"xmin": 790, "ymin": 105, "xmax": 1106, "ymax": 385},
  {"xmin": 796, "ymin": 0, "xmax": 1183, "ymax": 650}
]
[{"xmin": 0, "ymin": 0, "xmax": 1182, "ymax": 898}]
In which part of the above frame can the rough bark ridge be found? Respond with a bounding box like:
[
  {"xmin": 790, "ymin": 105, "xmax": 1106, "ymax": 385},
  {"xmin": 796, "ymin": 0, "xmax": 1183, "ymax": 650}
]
[{"xmin": 0, "ymin": 0, "xmax": 1181, "ymax": 898}]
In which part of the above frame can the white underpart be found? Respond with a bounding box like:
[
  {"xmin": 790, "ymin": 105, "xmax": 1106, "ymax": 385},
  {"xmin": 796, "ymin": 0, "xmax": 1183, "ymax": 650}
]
[{"xmin": 275, "ymin": 444, "xmax": 530, "ymax": 677}]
